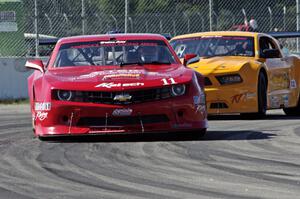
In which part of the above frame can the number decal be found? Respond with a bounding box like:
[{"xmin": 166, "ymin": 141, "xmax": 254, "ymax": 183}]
[{"xmin": 162, "ymin": 78, "xmax": 177, "ymax": 85}]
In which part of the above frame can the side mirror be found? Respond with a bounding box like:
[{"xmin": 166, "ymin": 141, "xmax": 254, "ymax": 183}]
[
  {"xmin": 261, "ymin": 49, "xmax": 280, "ymax": 58},
  {"xmin": 183, "ymin": 53, "xmax": 200, "ymax": 66},
  {"xmin": 25, "ymin": 59, "xmax": 45, "ymax": 73}
]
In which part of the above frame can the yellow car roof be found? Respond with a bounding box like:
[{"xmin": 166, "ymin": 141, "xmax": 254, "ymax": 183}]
[{"xmin": 172, "ymin": 31, "xmax": 260, "ymax": 40}]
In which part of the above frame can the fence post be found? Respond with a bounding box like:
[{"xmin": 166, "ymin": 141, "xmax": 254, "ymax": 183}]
[
  {"xmin": 209, "ymin": 0, "xmax": 212, "ymax": 31},
  {"xmin": 297, "ymin": 0, "xmax": 300, "ymax": 52},
  {"xmin": 111, "ymin": 14, "xmax": 118, "ymax": 30},
  {"xmin": 173, "ymin": 20, "xmax": 176, "ymax": 36},
  {"xmin": 34, "ymin": 0, "xmax": 39, "ymax": 57},
  {"xmin": 81, "ymin": 0, "xmax": 86, "ymax": 35},
  {"xmin": 197, "ymin": 12, "xmax": 204, "ymax": 32},
  {"xmin": 268, "ymin": 7, "xmax": 273, "ymax": 31},
  {"xmin": 125, "ymin": 0, "xmax": 128, "ymax": 33},
  {"xmin": 183, "ymin": 12, "xmax": 190, "ymax": 33},
  {"xmin": 128, "ymin": 17, "xmax": 133, "ymax": 33},
  {"xmin": 44, "ymin": 13, "xmax": 53, "ymax": 34},
  {"xmin": 283, "ymin": 6, "xmax": 286, "ymax": 31}
]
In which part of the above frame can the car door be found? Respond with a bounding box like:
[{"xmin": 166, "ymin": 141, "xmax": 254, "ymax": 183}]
[
  {"xmin": 259, "ymin": 36, "xmax": 292, "ymax": 108},
  {"xmin": 259, "ymin": 36, "xmax": 291, "ymax": 108}
]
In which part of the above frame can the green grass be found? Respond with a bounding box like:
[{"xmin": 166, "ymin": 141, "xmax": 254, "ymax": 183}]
[{"xmin": 0, "ymin": 98, "xmax": 29, "ymax": 104}]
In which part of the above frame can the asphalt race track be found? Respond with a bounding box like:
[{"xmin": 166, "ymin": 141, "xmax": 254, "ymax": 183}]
[{"xmin": 0, "ymin": 104, "xmax": 300, "ymax": 199}]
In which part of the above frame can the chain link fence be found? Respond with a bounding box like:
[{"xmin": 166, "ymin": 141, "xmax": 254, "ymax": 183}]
[{"xmin": 0, "ymin": 0, "xmax": 299, "ymax": 57}]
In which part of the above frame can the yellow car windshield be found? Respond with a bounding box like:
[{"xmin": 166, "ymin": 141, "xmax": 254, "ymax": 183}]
[{"xmin": 171, "ymin": 36, "xmax": 254, "ymax": 58}]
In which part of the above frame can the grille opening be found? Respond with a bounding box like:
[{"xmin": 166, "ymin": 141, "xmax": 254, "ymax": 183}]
[
  {"xmin": 177, "ymin": 110, "xmax": 184, "ymax": 117},
  {"xmin": 77, "ymin": 114, "xmax": 169, "ymax": 126},
  {"xmin": 62, "ymin": 116, "xmax": 68, "ymax": 122},
  {"xmin": 210, "ymin": 102, "xmax": 228, "ymax": 109},
  {"xmin": 53, "ymin": 87, "xmax": 179, "ymax": 105},
  {"xmin": 204, "ymin": 77, "xmax": 212, "ymax": 86}
]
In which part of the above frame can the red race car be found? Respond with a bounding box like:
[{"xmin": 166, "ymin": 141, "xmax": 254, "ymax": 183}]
[{"xmin": 26, "ymin": 34, "xmax": 207, "ymax": 140}]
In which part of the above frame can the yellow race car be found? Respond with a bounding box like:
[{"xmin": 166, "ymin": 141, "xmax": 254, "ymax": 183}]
[{"xmin": 170, "ymin": 31, "xmax": 300, "ymax": 117}]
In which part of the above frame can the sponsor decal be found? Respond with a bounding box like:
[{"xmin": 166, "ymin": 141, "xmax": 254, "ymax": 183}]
[
  {"xmin": 231, "ymin": 93, "xmax": 247, "ymax": 104},
  {"xmin": 270, "ymin": 72, "xmax": 289, "ymax": 90},
  {"xmin": 77, "ymin": 70, "xmax": 144, "ymax": 80},
  {"xmin": 270, "ymin": 96, "xmax": 280, "ymax": 108},
  {"xmin": 34, "ymin": 102, "xmax": 51, "ymax": 111},
  {"xmin": 112, "ymin": 108, "xmax": 133, "ymax": 117},
  {"xmin": 36, "ymin": 111, "xmax": 48, "ymax": 121},
  {"xmin": 71, "ymin": 41, "xmax": 158, "ymax": 49},
  {"xmin": 290, "ymin": 80, "xmax": 297, "ymax": 89},
  {"xmin": 114, "ymin": 93, "xmax": 132, "ymax": 102},
  {"xmin": 193, "ymin": 96, "xmax": 200, "ymax": 105},
  {"xmin": 95, "ymin": 82, "xmax": 144, "ymax": 88},
  {"xmin": 231, "ymin": 92, "xmax": 256, "ymax": 104},
  {"xmin": 283, "ymin": 95, "xmax": 289, "ymax": 107},
  {"xmin": 246, "ymin": 92, "xmax": 256, "ymax": 98},
  {"xmin": 102, "ymin": 73, "xmax": 140, "ymax": 80},
  {"xmin": 100, "ymin": 40, "xmax": 126, "ymax": 45},
  {"xmin": 195, "ymin": 104, "xmax": 206, "ymax": 113},
  {"xmin": 96, "ymin": 82, "xmax": 121, "ymax": 88}
]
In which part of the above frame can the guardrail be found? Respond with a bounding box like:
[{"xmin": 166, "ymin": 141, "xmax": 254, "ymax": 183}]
[{"xmin": 0, "ymin": 58, "xmax": 32, "ymax": 99}]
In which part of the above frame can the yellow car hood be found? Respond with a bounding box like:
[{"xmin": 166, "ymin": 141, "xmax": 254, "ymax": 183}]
[{"xmin": 186, "ymin": 56, "xmax": 254, "ymax": 75}]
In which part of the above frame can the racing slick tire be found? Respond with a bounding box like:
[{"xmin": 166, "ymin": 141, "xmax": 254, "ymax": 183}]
[
  {"xmin": 191, "ymin": 128, "xmax": 207, "ymax": 139},
  {"xmin": 241, "ymin": 72, "xmax": 267, "ymax": 119},
  {"xmin": 38, "ymin": 136, "xmax": 49, "ymax": 141},
  {"xmin": 283, "ymin": 99, "xmax": 300, "ymax": 116}
]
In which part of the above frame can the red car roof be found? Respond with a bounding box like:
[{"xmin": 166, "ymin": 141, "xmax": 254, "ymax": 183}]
[
  {"xmin": 48, "ymin": 33, "xmax": 179, "ymax": 68},
  {"xmin": 57, "ymin": 33, "xmax": 167, "ymax": 45}
]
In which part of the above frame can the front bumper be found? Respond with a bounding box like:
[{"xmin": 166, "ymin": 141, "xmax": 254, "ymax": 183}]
[
  {"xmin": 205, "ymin": 85, "xmax": 257, "ymax": 114},
  {"xmin": 34, "ymin": 96, "xmax": 207, "ymax": 136}
]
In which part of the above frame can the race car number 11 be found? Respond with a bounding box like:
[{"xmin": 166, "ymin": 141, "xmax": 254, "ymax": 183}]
[{"xmin": 162, "ymin": 78, "xmax": 176, "ymax": 85}]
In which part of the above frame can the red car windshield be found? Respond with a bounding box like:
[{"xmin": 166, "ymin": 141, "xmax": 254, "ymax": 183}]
[
  {"xmin": 171, "ymin": 36, "xmax": 255, "ymax": 58},
  {"xmin": 54, "ymin": 39, "xmax": 177, "ymax": 67}
]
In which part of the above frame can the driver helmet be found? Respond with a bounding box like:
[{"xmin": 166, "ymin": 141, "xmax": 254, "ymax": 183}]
[{"xmin": 139, "ymin": 45, "xmax": 158, "ymax": 62}]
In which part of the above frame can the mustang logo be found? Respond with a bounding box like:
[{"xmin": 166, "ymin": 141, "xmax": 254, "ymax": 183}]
[{"xmin": 114, "ymin": 93, "xmax": 132, "ymax": 102}]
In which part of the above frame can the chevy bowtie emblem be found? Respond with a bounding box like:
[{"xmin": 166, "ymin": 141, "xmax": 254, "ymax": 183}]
[{"xmin": 114, "ymin": 93, "xmax": 132, "ymax": 102}]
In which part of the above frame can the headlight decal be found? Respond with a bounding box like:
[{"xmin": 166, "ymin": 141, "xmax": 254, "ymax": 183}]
[
  {"xmin": 216, "ymin": 74, "xmax": 243, "ymax": 85},
  {"xmin": 171, "ymin": 84, "xmax": 186, "ymax": 96},
  {"xmin": 57, "ymin": 90, "xmax": 74, "ymax": 101}
]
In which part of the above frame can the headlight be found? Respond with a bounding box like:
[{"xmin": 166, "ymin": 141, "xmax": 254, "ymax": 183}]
[
  {"xmin": 216, "ymin": 74, "xmax": 243, "ymax": 85},
  {"xmin": 57, "ymin": 90, "xmax": 73, "ymax": 101},
  {"xmin": 171, "ymin": 84, "xmax": 186, "ymax": 96}
]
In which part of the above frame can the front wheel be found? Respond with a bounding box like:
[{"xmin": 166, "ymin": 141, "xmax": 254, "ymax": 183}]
[
  {"xmin": 191, "ymin": 128, "xmax": 207, "ymax": 139},
  {"xmin": 283, "ymin": 100, "xmax": 300, "ymax": 116},
  {"xmin": 241, "ymin": 72, "xmax": 267, "ymax": 119}
]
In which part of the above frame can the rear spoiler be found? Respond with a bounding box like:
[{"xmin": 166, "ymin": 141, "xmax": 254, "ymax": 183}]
[
  {"xmin": 38, "ymin": 38, "xmax": 59, "ymax": 45},
  {"xmin": 267, "ymin": 31, "xmax": 300, "ymax": 39}
]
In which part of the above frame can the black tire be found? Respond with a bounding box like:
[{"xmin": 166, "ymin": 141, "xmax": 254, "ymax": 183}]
[
  {"xmin": 241, "ymin": 72, "xmax": 267, "ymax": 119},
  {"xmin": 38, "ymin": 136, "xmax": 48, "ymax": 141},
  {"xmin": 283, "ymin": 99, "xmax": 300, "ymax": 116},
  {"xmin": 192, "ymin": 128, "xmax": 207, "ymax": 139},
  {"xmin": 38, "ymin": 136, "xmax": 57, "ymax": 142}
]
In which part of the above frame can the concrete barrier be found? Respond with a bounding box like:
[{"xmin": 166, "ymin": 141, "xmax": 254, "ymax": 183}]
[{"xmin": 0, "ymin": 58, "xmax": 32, "ymax": 99}]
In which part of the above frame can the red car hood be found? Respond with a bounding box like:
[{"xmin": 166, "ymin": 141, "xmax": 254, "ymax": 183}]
[{"xmin": 45, "ymin": 64, "xmax": 193, "ymax": 91}]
